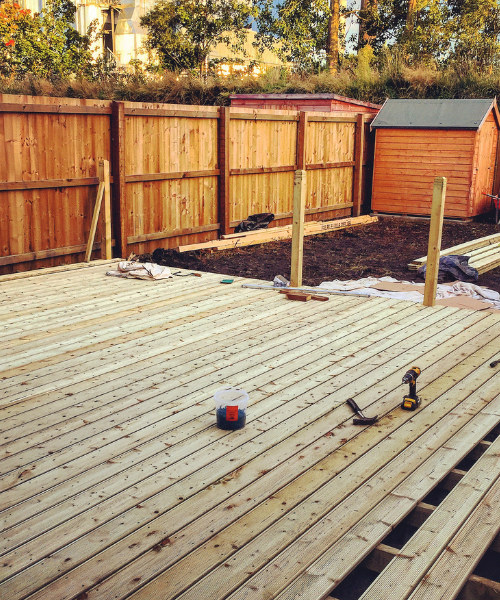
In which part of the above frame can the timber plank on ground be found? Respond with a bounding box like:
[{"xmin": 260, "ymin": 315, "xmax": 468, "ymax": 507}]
[{"xmin": 0, "ymin": 263, "xmax": 499, "ymax": 600}]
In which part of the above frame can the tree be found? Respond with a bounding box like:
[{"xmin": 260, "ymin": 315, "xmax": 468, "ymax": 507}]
[
  {"xmin": 447, "ymin": 0, "xmax": 500, "ymax": 66},
  {"xmin": 140, "ymin": 0, "xmax": 257, "ymax": 73},
  {"xmin": 358, "ymin": 0, "xmax": 500, "ymax": 66},
  {"xmin": 254, "ymin": 0, "xmax": 331, "ymax": 69},
  {"xmin": 326, "ymin": 0, "xmax": 340, "ymax": 71},
  {"xmin": 358, "ymin": 0, "xmax": 449, "ymax": 61},
  {"xmin": 0, "ymin": 0, "xmax": 95, "ymax": 78}
]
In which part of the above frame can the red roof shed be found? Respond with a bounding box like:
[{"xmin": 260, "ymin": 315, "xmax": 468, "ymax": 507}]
[{"xmin": 230, "ymin": 93, "xmax": 381, "ymax": 114}]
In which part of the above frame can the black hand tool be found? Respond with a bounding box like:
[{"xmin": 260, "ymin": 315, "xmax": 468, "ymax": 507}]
[
  {"xmin": 346, "ymin": 398, "xmax": 378, "ymax": 425},
  {"xmin": 491, "ymin": 359, "xmax": 500, "ymax": 368}
]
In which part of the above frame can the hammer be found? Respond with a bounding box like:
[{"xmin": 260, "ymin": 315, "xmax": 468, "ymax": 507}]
[{"xmin": 346, "ymin": 398, "xmax": 378, "ymax": 425}]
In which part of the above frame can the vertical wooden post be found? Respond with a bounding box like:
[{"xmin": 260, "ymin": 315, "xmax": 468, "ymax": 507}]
[
  {"xmin": 353, "ymin": 113, "xmax": 365, "ymax": 217},
  {"xmin": 85, "ymin": 181, "xmax": 105, "ymax": 263},
  {"xmin": 290, "ymin": 170, "xmax": 306, "ymax": 288},
  {"xmin": 296, "ymin": 111, "xmax": 308, "ymax": 170},
  {"xmin": 111, "ymin": 101, "xmax": 127, "ymax": 258},
  {"xmin": 423, "ymin": 177, "xmax": 447, "ymax": 307},
  {"xmin": 218, "ymin": 107, "xmax": 231, "ymax": 236},
  {"xmin": 99, "ymin": 159, "xmax": 112, "ymax": 259}
]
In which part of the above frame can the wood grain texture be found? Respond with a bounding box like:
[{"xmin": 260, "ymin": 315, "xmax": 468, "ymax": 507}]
[
  {"xmin": 1, "ymin": 99, "xmax": 366, "ymax": 271},
  {"xmin": 1, "ymin": 265, "xmax": 499, "ymax": 600},
  {"xmin": 371, "ymin": 121, "xmax": 498, "ymax": 218}
]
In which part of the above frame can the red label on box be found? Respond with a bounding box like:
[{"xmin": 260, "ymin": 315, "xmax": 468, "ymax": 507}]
[{"xmin": 226, "ymin": 405, "xmax": 238, "ymax": 421}]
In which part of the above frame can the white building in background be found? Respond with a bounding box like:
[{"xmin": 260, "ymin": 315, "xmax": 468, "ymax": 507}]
[{"xmin": 19, "ymin": 0, "xmax": 283, "ymax": 70}]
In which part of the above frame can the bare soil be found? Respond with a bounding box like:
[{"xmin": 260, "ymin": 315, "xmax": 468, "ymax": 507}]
[{"xmin": 143, "ymin": 217, "xmax": 500, "ymax": 293}]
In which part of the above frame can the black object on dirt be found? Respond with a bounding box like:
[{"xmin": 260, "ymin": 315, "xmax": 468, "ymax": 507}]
[
  {"xmin": 151, "ymin": 247, "xmax": 200, "ymax": 268},
  {"xmin": 234, "ymin": 213, "xmax": 274, "ymax": 233},
  {"xmin": 417, "ymin": 255, "xmax": 479, "ymax": 283},
  {"xmin": 216, "ymin": 407, "xmax": 246, "ymax": 430}
]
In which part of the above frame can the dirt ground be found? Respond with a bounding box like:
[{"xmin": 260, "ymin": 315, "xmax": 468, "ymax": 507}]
[{"xmin": 142, "ymin": 217, "xmax": 500, "ymax": 293}]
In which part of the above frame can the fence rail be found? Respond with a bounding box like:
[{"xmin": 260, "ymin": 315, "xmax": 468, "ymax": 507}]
[{"xmin": 0, "ymin": 94, "xmax": 374, "ymax": 274}]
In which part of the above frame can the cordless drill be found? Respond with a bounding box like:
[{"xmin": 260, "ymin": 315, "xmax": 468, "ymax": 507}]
[{"xmin": 401, "ymin": 367, "xmax": 421, "ymax": 411}]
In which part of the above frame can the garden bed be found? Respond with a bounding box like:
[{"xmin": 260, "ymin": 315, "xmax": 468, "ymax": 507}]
[{"xmin": 143, "ymin": 218, "xmax": 500, "ymax": 293}]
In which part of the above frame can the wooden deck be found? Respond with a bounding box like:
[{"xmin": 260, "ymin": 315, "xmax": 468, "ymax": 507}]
[{"xmin": 1, "ymin": 262, "xmax": 500, "ymax": 600}]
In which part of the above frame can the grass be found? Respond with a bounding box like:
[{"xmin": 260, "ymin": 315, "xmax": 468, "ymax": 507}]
[{"xmin": 2, "ymin": 57, "xmax": 500, "ymax": 105}]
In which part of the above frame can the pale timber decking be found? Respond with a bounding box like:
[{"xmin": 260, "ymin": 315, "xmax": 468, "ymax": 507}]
[{"xmin": 1, "ymin": 262, "xmax": 500, "ymax": 600}]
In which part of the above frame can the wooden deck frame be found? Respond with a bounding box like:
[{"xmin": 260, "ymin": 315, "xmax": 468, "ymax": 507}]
[{"xmin": 1, "ymin": 264, "xmax": 500, "ymax": 600}]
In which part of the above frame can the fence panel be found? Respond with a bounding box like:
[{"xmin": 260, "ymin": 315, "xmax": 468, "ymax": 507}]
[
  {"xmin": 122, "ymin": 103, "xmax": 220, "ymax": 256},
  {"xmin": 0, "ymin": 95, "xmax": 112, "ymax": 274},
  {"xmin": 0, "ymin": 97, "xmax": 369, "ymax": 273},
  {"xmin": 305, "ymin": 116, "xmax": 356, "ymax": 219},
  {"xmin": 229, "ymin": 109, "xmax": 298, "ymax": 225}
]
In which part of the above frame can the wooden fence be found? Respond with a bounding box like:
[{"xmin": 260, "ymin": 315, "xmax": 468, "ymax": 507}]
[{"xmin": 0, "ymin": 94, "xmax": 374, "ymax": 274}]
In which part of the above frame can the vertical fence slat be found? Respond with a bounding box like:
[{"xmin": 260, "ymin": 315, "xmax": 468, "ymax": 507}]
[
  {"xmin": 100, "ymin": 159, "xmax": 112, "ymax": 259},
  {"xmin": 353, "ymin": 113, "xmax": 365, "ymax": 217},
  {"xmin": 296, "ymin": 111, "xmax": 308, "ymax": 170},
  {"xmin": 218, "ymin": 107, "xmax": 231, "ymax": 235},
  {"xmin": 112, "ymin": 101, "xmax": 127, "ymax": 258}
]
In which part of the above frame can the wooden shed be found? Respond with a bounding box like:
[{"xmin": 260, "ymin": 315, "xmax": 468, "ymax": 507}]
[
  {"xmin": 230, "ymin": 93, "xmax": 381, "ymax": 114},
  {"xmin": 371, "ymin": 98, "xmax": 500, "ymax": 219}
]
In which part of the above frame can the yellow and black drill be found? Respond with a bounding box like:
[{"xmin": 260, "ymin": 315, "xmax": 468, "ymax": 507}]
[{"xmin": 401, "ymin": 367, "xmax": 421, "ymax": 411}]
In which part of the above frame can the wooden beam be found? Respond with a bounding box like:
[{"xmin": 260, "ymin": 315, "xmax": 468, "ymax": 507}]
[
  {"xmin": 423, "ymin": 176, "xmax": 447, "ymax": 307},
  {"xmin": 353, "ymin": 113, "xmax": 365, "ymax": 217},
  {"xmin": 127, "ymin": 223, "xmax": 220, "ymax": 244},
  {"xmin": 218, "ymin": 107, "xmax": 231, "ymax": 236},
  {"xmin": 306, "ymin": 161, "xmax": 355, "ymax": 170},
  {"xmin": 405, "ymin": 502, "xmax": 436, "ymax": 528},
  {"xmin": 0, "ymin": 177, "xmax": 104, "ymax": 191},
  {"xmin": 85, "ymin": 181, "xmax": 105, "ymax": 262},
  {"xmin": 229, "ymin": 166, "xmax": 296, "ymax": 175},
  {"xmin": 111, "ymin": 101, "xmax": 127, "ymax": 259},
  {"xmin": 0, "ymin": 103, "xmax": 111, "ymax": 115},
  {"xmin": 458, "ymin": 575, "xmax": 500, "ymax": 600},
  {"xmin": 228, "ymin": 203, "xmax": 353, "ymax": 227},
  {"xmin": 362, "ymin": 542, "xmax": 397, "ymax": 573},
  {"xmin": 99, "ymin": 160, "xmax": 112, "ymax": 260},
  {"xmin": 307, "ymin": 115, "xmax": 358, "ymax": 123},
  {"xmin": 0, "ymin": 241, "xmax": 115, "ymax": 267},
  {"xmin": 228, "ymin": 162, "xmax": 355, "ymax": 175},
  {"xmin": 123, "ymin": 108, "xmax": 219, "ymax": 119},
  {"xmin": 440, "ymin": 468, "xmax": 467, "ymax": 491},
  {"xmin": 230, "ymin": 113, "xmax": 299, "ymax": 122},
  {"xmin": 125, "ymin": 169, "xmax": 220, "ymax": 183},
  {"xmin": 290, "ymin": 170, "xmax": 306, "ymax": 287},
  {"xmin": 296, "ymin": 111, "xmax": 308, "ymax": 171}
]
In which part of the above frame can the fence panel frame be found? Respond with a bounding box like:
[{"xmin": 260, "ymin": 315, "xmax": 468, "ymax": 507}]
[{"xmin": 0, "ymin": 97, "xmax": 371, "ymax": 273}]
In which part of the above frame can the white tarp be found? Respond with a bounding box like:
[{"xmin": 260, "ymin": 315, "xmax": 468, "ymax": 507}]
[
  {"xmin": 318, "ymin": 276, "xmax": 500, "ymax": 309},
  {"xmin": 106, "ymin": 261, "xmax": 172, "ymax": 280}
]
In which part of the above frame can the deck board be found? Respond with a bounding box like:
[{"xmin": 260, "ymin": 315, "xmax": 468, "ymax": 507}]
[{"xmin": 1, "ymin": 263, "xmax": 500, "ymax": 600}]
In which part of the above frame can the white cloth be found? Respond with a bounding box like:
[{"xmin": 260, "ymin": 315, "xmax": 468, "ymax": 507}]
[
  {"xmin": 318, "ymin": 276, "xmax": 500, "ymax": 309},
  {"xmin": 106, "ymin": 261, "xmax": 172, "ymax": 280}
]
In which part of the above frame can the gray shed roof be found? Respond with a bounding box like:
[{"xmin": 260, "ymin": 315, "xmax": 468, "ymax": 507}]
[{"xmin": 371, "ymin": 99, "xmax": 497, "ymax": 130}]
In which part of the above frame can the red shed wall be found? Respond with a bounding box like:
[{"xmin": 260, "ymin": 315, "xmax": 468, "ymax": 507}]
[
  {"xmin": 471, "ymin": 112, "xmax": 498, "ymax": 215},
  {"xmin": 230, "ymin": 98, "xmax": 333, "ymax": 112},
  {"xmin": 230, "ymin": 97, "xmax": 379, "ymax": 114},
  {"xmin": 371, "ymin": 128, "xmax": 476, "ymax": 218},
  {"xmin": 330, "ymin": 100, "xmax": 379, "ymax": 114}
]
